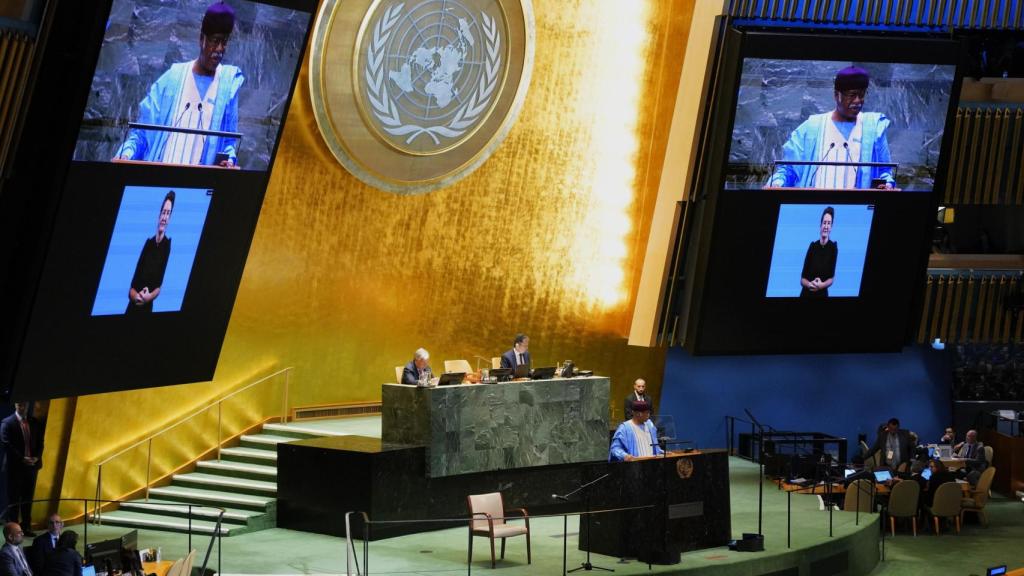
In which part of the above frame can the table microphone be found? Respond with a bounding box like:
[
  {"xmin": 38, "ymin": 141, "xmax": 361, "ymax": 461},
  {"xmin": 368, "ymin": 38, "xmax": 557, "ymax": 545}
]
[{"xmin": 552, "ymin": 493, "xmax": 568, "ymax": 501}]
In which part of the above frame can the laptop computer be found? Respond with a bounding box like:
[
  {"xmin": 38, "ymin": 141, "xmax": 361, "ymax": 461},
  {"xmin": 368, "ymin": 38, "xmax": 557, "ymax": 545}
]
[
  {"xmin": 844, "ymin": 469, "xmax": 857, "ymax": 479},
  {"xmin": 437, "ymin": 372, "xmax": 465, "ymax": 386},
  {"xmin": 921, "ymin": 467, "xmax": 932, "ymax": 480},
  {"xmin": 530, "ymin": 366, "xmax": 557, "ymax": 380},
  {"xmin": 987, "ymin": 566, "xmax": 1007, "ymax": 576},
  {"xmin": 82, "ymin": 566, "xmax": 97, "ymax": 576},
  {"xmin": 936, "ymin": 444, "xmax": 952, "ymax": 459},
  {"xmin": 513, "ymin": 363, "xmax": 530, "ymax": 379},
  {"xmin": 872, "ymin": 469, "xmax": 893, "ymax": 483}
]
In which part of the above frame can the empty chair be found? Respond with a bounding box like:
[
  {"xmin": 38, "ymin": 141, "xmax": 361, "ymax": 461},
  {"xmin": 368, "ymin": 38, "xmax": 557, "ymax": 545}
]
[
  {"xmin": 467, "ymin": 492, "xmax": 531, "ymax": 568},
  {"xmin": 492, "ymin": 357, "xmax": 502, "ymax": 370},
  {"xmin": 164, "ymin": 558, "xmax": 185, "ymax": 576},
  {"xmin": 983, "ymin": 445, "xmax": 993, "ymax": 466},
  {"xmin": 927, "ymin": 482, "xmax": 962, "ymax": 535},
  {"xmin": 445, "ymin": 359, "xmax": 473, "ymax": 374},
  {"xmin": 181, "ymin": 549, "xmax": 197, "ymax": 576},
  {"xmin": 843, "ymin": 479, "xmax": 875, "ymax": 513},
  {"xmin": 887, "ymin": 479, "xmax": 920, "ymax": 536},
  {"xmin": 961, "ymin": 466, "xmax": 997, "ymax": 527}
]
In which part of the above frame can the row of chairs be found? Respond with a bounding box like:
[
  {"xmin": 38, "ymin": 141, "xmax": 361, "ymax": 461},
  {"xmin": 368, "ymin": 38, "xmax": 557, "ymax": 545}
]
[{"xmin": 846, "ymin": 467, "xmax": 997, "ymax": 536}]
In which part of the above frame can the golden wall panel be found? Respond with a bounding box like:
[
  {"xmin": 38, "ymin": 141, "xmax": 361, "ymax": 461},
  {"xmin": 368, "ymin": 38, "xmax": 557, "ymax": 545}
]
[{"xmin": 54, "ymin": 0, "xmax": 693, "ymax": 506}]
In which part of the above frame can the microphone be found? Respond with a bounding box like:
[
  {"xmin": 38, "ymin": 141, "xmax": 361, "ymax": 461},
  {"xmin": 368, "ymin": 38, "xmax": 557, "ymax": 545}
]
[
  {"xmin": 552, "ymin": 494, "xmax": 568, "ymax": 501},
  {"xmin": 807, "ymin": 142, "xmax": 836, "ymax": 185},
  {"xmin": 172, "ymin": 102, "xmax": 191, "ymax": 128}
]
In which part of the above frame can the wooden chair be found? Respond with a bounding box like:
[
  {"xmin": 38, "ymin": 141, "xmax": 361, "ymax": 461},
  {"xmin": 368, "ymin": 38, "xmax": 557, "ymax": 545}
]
[
  {"xmin": 394, "ymin": 366, "xmax": 404, "ymax": 384},
  {"xmin": 961, "ymin": 466, "xmax": 996, "ymax": 527},
  {"xmin": 181, "ymin": 549, "xmax": 197, "ymax": 576},
  {"xmin": 164, "ymin": 558, "xmax": 186, "ymax": 576},
  {"xmin": 843, "ymin": 479, "xmax": 875, "ymax": 513},
  {"xmin": 928, "ymin": 482, "xmax": 962, "ymax": 535},
  {"xmin": 467, "ymin": 492, "xmax": 530, "ymax": 568},
  {"xmin": 491, "ymin": 357, "xmax": 502, "ymax": 370},
  {"xmin": 445, "ymin": 359, "xmax": 473, "ymax": 374},
  {"xmin": 983, "ymin": 445, "xmax": 993, "ymax": 466},
  {"xmin": 887, "ymin": 480, "xmax": 920, "ymax": 536}
]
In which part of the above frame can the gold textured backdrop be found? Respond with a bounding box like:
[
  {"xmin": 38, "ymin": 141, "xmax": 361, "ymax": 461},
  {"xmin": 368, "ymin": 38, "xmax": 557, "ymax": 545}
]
[{"xmin": 45, "ymin": 0, "xmax": 695, "ymax": 511}]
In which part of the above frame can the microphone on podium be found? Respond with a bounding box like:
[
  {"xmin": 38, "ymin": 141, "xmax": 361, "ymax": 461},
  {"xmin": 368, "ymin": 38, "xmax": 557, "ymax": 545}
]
[
  {"xmin": 807, "ymin": 142, "xmax": 836, "ymax": 184},
  {"xmin": 552, "ymin": 493, "xmax": 568, "ymax": 501}
]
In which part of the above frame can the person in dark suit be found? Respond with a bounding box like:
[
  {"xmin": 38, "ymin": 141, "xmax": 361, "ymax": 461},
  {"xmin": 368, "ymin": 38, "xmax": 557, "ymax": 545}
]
[
  {"xmin": 500, "ymin": 334, "xmax": 531, "ymax": 374},
  {"xmin": 624, "ymin": 378, "xmax": 653, "ymax": 421},
  {"xmin": 401, "ymin": 348, "xmax": 433, "ymax": 386},
  {"xmin": 0, "ymin": 522, "xmax": 31, "ymax": 576},
  {"xmin": 916, "ymin": 459, "xmax": 957, "ymax": 509},
  {"xmin": 864, "ymin": 418, "xmax": 915, "ymax": 470},
  {"xmin": 1, "ymin": 403, "xmax": 43, "ymax": 534},
  {"xmin": 29, "ymin": 515, "xmax": 62, "ymax": 575},
  {"xmin": 41, "ymin": 530, "xmax": 80, "ymax": 576}
]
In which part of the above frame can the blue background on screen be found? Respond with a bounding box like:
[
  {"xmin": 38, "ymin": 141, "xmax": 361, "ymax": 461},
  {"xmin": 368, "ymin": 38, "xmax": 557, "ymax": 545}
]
[
  {"xmin": 765, "ymin": 204, "xmax": 874, "ymax": 297},
  {"xmin": 92, "ymin": 185, "xmax": 212, "ymax": 315}
]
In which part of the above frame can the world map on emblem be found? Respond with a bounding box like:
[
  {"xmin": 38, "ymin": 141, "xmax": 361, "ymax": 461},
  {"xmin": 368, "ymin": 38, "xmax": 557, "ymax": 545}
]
[{"xmin": 362, "ymin": 0, "xmax": 504, "ymax": 151}]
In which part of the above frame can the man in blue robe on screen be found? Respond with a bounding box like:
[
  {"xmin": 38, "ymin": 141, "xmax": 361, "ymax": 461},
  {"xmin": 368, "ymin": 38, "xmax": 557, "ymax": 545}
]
[
  {"xmin": 116, "ymin": 2, "xmax": 244, "ymax": 167},
  {"xmin": 609, "ymin": 401, "xmax": 664, "ymax": 462},
  {"xmin": 768, "ymin": 66, "xmax": 895, "ymax": 190}
]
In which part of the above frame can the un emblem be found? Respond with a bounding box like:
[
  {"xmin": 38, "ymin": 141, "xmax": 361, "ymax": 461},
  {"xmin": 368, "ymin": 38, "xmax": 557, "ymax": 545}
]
[{"xmin": 310, "ymin": 0, "xmax": 534, "ymax": 194}]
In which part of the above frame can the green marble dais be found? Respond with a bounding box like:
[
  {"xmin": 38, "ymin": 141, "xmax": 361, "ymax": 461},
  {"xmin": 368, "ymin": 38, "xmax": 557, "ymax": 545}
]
[{"xmin": 382, "ymin": 377, "xmax": 610, "ymax": 477}]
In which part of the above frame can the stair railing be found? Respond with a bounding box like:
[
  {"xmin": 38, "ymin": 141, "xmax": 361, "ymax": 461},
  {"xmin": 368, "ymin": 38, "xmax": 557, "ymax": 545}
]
[{"xmin": 92, "ymin": 366, "xmax": 293, "ymax": 522}]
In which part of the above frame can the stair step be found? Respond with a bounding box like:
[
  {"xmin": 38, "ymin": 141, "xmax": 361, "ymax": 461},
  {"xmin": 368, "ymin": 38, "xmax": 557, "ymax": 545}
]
[
  {"xmin": 118, "ymin": 499, "xmax": 259, "ymax": 524},
  {"xmin": 197, "ymin": 460, "xmax": 277, "ymax": 480},
  {"xmin": 260, "ymin": 423, "xmax": 328, "ymax": 439},
  {"xmin": 173, "ymin": 473, "xmax": 276, "ymax": 496},
  {"xmin": 147, "ymin": 486, "xmax": 274, "ymax": 511},
  {"xmin": 220, "ymin": 447, "xmax": 278, "ymax": 464},
  {"xmin": 239, "ymin": 434, "xmax": 298, "ymax": 449},
  {"xmin": 91, "ymin": 510, "xmax": 236, "ymax": 535}
]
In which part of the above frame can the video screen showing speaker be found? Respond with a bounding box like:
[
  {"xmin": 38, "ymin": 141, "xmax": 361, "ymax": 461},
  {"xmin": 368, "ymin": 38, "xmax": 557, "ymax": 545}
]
[
  {"xmin": 726, "ymin": 57, "xmax": 956, "ymax": 192},
  {"xmin": 73, "ymin": 0, "xmax": 309, "ymax": 171},
  {"xmin": 9, "ymin": 0, "xmax": 315, "ymax": 400},
  {"xmin": 681, "ymin": 31, "xmax": 962, "ymax": 355}
]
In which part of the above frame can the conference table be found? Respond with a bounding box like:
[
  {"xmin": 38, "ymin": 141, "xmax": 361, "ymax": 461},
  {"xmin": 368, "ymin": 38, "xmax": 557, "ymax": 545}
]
[{"xmin": 777, "ymin": 478, "xmax": 972, "ymax": 496}]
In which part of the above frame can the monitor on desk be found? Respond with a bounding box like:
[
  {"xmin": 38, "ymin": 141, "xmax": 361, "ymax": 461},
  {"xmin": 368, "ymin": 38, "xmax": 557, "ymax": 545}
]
[
  {"xmin": 437, "ymin": 372, "xmax": 465, "ymax": 386},
  {"xmin": 513, "ymin": 363, "xmax": 530, "ymax": 379},
  {"xmin": 489, "ymin": 368, "xmax": 512, "ymax": 382},
  {"xmin": 530, "ymin": 366, "xmax": 556, "ymax": 380},
  {"xmin": 987, "ymin": 566, "xmax": 1007, "ymax": 576},
  {"xmin": 872, "ymin": 469, "xmax": 893, "ymax": 483}
]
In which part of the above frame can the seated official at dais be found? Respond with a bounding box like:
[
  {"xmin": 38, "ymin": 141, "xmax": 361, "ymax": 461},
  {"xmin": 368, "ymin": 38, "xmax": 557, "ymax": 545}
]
[{"xmin": 609, "ymin": 401, "xmax": 663, "ymax": 462}]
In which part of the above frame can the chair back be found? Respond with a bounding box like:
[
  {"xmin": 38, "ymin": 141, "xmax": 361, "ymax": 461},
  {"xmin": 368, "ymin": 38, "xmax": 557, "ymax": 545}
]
[
  {"xmin": 395, "ymin": 366, "xmax": 403, "ymax": 384},
  {"xmin": 844, "ymin": 479, "xmax": 875, "ymax": 512},
  {"xmin": 930, "ymin": 482, "xmax": 962, "ymax": 517},
  {"xmin": 492, "ymin": 357, "xmax": 502, "ymax": 369},
  {"xmin": 468, "ymin": 492, "xmax": 506, "ymax": 530},
  {"xmin": 973, "ymin": 466, "xmax": 997, "ymax": 507},
  {"xmin": 858, "ymin": 440, "xmax": 870, "ymax": 457},
  {"xmin": 165, "ymin": 558, "xmax": 186, "ymax": 576},
  {"xmin": 181, "ymin": 549, "xmax": 197, "ymax": 576},
  {"xmin": 888, "ymin": 480, "xmax": 920, "ymax": 517},
  {"xmin": 445, "ymin": 359, "xmax": 473, "ymax": 374},
  {"xmin": 983, "ymin": 445, "xmax": 993, "ymax": 465}
]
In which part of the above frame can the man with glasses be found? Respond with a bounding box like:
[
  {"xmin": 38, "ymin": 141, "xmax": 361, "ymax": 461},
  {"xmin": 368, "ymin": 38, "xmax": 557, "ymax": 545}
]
[
  {"xmin": 116, "ymin": 2, "xmax": 244, "ymax": 167},
  {"xmin": 769, "ymin": 66, "xmax": 895, "ymax": 190},
  {"xmin": 28, "ymin": 515, "xmax": 62, "ymax": 575}
]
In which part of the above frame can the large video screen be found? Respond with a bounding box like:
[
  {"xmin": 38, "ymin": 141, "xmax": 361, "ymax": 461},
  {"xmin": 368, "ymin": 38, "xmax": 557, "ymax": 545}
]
[
  {"xmin": 683, "ymin": 31, "xmax": 962, "ymax": 355},
  {"xmin": 727, "ymin": 58, "xmax": 956, "ymax": 192},
  {"xmin": 10, "ymin": 0, "xmax": 315, "ymax": 399}
]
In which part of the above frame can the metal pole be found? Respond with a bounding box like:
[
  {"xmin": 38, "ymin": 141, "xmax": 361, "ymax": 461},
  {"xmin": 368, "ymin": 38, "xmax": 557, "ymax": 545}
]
[
  {"xmin": 145, "ymin": 439, "xmax": 153, "ymax": 501},
  {"xmin": 83, "ymin": 499, "xmax": 88, "ymax": 547},
  {"xmin": 282, "ymin": 369, "xmax": 290, "ymax": 423},
  {"xmin": 188, "ymin": 505, "xmax": 193, "ymax": 552},
  {"xmin": 217, "ymin": 402, "xmax": 223, "ymax": 461}
]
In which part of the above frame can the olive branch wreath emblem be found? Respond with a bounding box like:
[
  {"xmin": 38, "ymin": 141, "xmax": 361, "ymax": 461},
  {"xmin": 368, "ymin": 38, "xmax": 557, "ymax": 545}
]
[{"xmin": 364, "ymin": 2, "xmax": 502, "ymax": 145}]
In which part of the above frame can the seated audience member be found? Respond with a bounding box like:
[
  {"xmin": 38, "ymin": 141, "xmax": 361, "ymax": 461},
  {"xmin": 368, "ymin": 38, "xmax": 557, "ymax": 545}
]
[
  {"xmin": 953, "ymin": 429, "xmax": 984, "ymax": 460},
  {"xmin": 0, "ymin": 523, "xmax": 30, "ymax": 576},
  {"xmin": 865, "ymin": 418, "xmax": 915, "ymax": 469},
  {"xmin": 401, "ymin": 348, "xmax": 433, "ymax": 386},
  {"xmin": 30, "ymin": 514, "xmax": 62, "ymax": 574},
  {"xmin": 609, "ymin": 401, "xmax": 663, "ymax": 462},
  {"xmin": 624, "ymin": 378, "xmax": 653, "ymax": 421},
  {"xmin": 41, "ymin": 531, "xmax": 81, "ymax": 576},
  {"xmin": 916, "ymin": 459, "xmax": 957, "ymax": 509},
  {"xmin": 500, "ymin": 334, "xmax": 531, "ymax": 373},
  {"xmin": 939, "ymin": 426, "xmax": 956, "ymax": 445}
]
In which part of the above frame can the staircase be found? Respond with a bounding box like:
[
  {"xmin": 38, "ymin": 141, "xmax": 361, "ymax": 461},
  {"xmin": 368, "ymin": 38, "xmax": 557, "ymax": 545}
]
[{"xmin": 93, "ymin": 422, "xmax": 328, "ymax": 536}]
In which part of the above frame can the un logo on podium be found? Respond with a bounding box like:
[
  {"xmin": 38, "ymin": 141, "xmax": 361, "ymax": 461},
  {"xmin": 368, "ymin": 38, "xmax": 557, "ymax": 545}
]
[{"xmin": 310, "ymin": 0, "xmax": 534, "ymax": 194}]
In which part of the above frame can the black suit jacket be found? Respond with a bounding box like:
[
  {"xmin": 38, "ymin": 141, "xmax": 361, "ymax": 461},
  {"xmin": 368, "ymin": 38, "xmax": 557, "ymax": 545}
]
[
  {"xmin": 500, "ymin": 349, "xmax": 531, "ymax": 372},
  {"xmin": 623, "ymin": 393, "xmax": 652, "ymax": 421},
  {"xmin": 41, "ymin": 548, "xmax": 81, "ymax": 576},
  {"xmin": 866, "ymin": 428, "xmax": 914, "ymax": 467},
  {"xmin": 29, "ymin": 534, "xmax": 57, "ymax": 575},
  {"xmin": 1, "ymin": 414, "xmax": 44, "ymax": 473}
]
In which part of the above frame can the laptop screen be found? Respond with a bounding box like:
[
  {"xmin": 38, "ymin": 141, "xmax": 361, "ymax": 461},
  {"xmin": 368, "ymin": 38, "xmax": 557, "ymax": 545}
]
[
  {"xmin": 921, "ymin": 468, "xmax": 932, "ymax": 480},
  {"xmin": 987, "ymin": 566, "xmax": 1007, "ymax": 576},
  {"xmin": 873, "ymin": 470, "xmax": 893, "ymax": 482},
  {"xmin": 844, "ymin": 469, "xmax": 857, "ymax": 478},
  {"xmin": 83, "ymin": 566, "xmax": 97, "ymax": 576}
]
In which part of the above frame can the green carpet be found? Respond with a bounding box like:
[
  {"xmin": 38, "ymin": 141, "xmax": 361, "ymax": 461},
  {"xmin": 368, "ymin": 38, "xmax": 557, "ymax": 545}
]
[{"xmin": 72, "ymin": 457, "xmax": 1024, "ymax": 575}]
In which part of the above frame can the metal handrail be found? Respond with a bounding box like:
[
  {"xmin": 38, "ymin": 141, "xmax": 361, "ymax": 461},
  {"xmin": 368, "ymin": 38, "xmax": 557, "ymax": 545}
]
[{"xmin": 93, "ymin": 366, "xmax": 293, "ymax": 521}]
